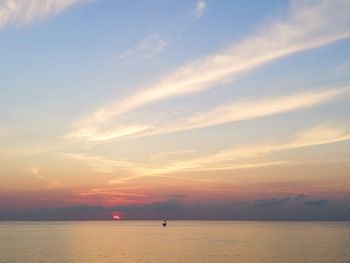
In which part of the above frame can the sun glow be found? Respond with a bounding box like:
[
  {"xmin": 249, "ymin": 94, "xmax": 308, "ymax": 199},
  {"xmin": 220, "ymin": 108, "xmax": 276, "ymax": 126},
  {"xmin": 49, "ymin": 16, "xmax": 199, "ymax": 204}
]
[{"xmin": 112, "ymin": 215, "xmax": 120, "ymax": 220}]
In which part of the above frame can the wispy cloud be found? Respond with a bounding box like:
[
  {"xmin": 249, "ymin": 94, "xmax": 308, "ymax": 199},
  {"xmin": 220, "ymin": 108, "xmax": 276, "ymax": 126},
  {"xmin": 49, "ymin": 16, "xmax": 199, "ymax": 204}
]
[
  {"xmin": 1, "ymin": 195, "xmax": 349, "ymax": 220},
  {"xmin": 150, "ymin": 149, "xmax": 198, "ymax": 161},
  {"xmin": 69, "ymin": 0, "xmax": 350, "ymax": 139},
  {"xmin": 63, "ymin": 150, "xmax": 286, "ymax": 179},
  {"xmin": 117, "ymin": 34, "xmax": 167, "ymax": 60},
  {"xmin": 65, "ymin": 125, "xmax": 151, "ymax": 142},
  {"xmin": 141, "ymin": 125, "xmax": 350, "ymax": 175},
  {"xmin": 64, "ymin": 125, "xmax": 350, "ymax": 176},
  {"xmin": 0, "ymin": 0, "xmax": 86, "ymax": 29},
  {"xmin": 30, "ymin": 166, "xmax": 62, "ymax": 188},
  {"xmin": 68, "ymin": 85, "xmax": 350, "ymax": 142},
  {"xmin": 62, "ymin": 153, "xmax": 139, "ymax": 174},
  {"xmin": 170, "ymin": 86, "xmax": 350, "ymax": 133},
  {"xmin": 304, "ymin": 199, "xmax": 329, "ymax": 206},
  {"xmin": 195, "ymin": 0, "xmax": 206, "ymax": 18},
  {"xmin": 253, "ymin": 197, "xmax": 291, "ymax": 207}
]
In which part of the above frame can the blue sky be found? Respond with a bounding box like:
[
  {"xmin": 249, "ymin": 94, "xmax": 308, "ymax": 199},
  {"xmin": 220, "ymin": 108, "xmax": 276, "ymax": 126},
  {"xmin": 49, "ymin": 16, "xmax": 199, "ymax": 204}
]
[{"xmin": 0, "ymin": 0, "xmax": 350, "ymax": 219}]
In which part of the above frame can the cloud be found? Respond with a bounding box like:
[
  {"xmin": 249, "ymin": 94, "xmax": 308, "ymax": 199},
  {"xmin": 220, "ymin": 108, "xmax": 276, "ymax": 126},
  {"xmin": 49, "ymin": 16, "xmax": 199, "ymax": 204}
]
[
  {"xmin": 118, "ymin": 34, "xmax": 167, "ymax": 60},
  {"xmin": 291, "ymin": 125, "xmax": 350, "ymax": 147},
  {"xmin": 304, "ymin": 199, "xmax": 329, "ymax": 206},
  {"xmin": 77, "ymin": 188, "xmax": 148, "ymax": 206},
  {"xmin": 67, "ymin": 86, "xmax": 350, "ymax": 142},
  {"xmin": 0, "ymin": 196, "xmax": 347, "ymax": 220},
  {"xmin": 174, "ymin": 86, "xmax": 350, "ymax": 133},
  {"xmin": 294, "ymin": 194, "xmax": 308, "ymax": 200},
  {"xmin": 195, "ymin": 0, "xmax": 206, "ymax": 18},
  {"xmin": 64, "ymin": 124, "xmax": 350, "ymax": 176},
  {"xmin": 66, "ymin": 151, "xmax": 287, "ymax": 177},
  {"xmin": 140, "ymin": 125, "xmax": 350, "ymax": 174},
  {"xmin": 0, "ymin": 0, "xmax": 86, "ymax": 29},
  {"xmin": 63, "ymin": 152, "xmax": 218, "ymax": 186},
  {"xmin": 65, "ymin": 125, "xmax": 151, "ymax": 142},
  {"xmin": 168, "ymin": 194, "xmax": 188, "ymax": 199},
  {"xmin": 144, "ymin": 161, "xmax": 287, "ymax": 176},
  {"xmin": 253, "ymin": 197, "xmax": 291, "ymax": 207},
  {"xmin": 30, "ymin": 166, "xmax": 63, "ymax": 188},
  {"xmin": 69, "ymin": 0, "xmax": 350, "ymax": 139},
  {"xmin": 150, "ymin": 150, "xmax": 198, "ymax": 160},
  {"xmin": 62, "ymin": 153, "xmax": 140, "ymax": 174}
]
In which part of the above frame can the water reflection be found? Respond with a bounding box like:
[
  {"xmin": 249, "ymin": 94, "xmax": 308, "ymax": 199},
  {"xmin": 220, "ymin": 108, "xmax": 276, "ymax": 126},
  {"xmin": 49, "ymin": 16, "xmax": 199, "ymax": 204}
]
[{"xmin": 0, "ymin": 221, "xmax": 349, "ymax": 263}]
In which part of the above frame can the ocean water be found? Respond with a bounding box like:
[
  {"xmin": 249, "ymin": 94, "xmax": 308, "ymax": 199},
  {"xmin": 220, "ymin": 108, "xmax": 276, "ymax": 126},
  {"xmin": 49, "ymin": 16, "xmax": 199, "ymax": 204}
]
[{"xmin": 0, "ymin": 221, "xmax": 350, "ymax": 263}]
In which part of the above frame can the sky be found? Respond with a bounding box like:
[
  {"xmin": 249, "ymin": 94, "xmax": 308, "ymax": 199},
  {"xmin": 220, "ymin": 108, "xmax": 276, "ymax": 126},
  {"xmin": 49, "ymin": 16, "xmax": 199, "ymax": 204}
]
[{"xmin": 0, "ymin": 0, "xmax": 350, "ymax": 220}]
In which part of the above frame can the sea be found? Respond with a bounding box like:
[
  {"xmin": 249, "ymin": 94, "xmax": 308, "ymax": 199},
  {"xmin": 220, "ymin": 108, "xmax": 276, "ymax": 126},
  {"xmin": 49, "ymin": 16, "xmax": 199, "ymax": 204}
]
[{"xmin": 0, "ymin": 221, "xmax": 349, "ymax": 263}]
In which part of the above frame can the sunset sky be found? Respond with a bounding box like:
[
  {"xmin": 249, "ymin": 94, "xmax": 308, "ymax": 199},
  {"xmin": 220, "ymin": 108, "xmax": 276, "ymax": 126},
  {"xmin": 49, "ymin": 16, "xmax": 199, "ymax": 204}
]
[{"xmin": 1, "ymin": 0, "xmax": 350, "ymax": 220}]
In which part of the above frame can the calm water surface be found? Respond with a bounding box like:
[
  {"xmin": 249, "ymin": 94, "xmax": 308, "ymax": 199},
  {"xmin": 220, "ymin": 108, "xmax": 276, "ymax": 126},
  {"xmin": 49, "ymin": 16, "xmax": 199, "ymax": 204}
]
[{"xmin": 0, "ymin": 221, "xmax": 350, "ymax": 263}]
